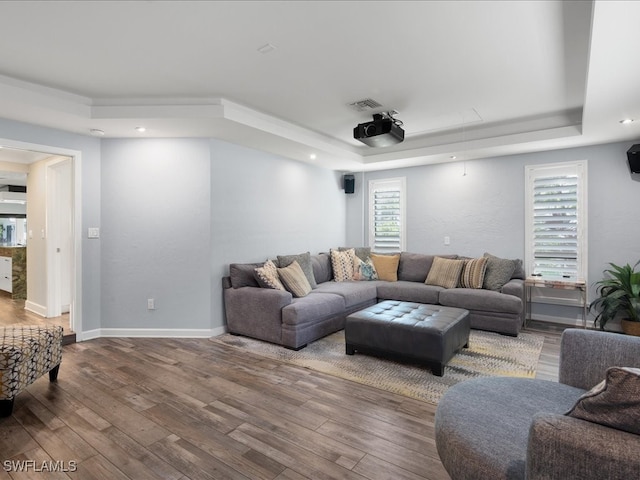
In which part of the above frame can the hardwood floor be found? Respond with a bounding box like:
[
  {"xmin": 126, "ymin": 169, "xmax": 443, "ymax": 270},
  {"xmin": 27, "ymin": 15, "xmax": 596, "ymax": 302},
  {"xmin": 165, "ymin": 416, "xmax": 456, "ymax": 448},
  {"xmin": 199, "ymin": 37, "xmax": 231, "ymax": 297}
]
[
  {"xmin": 0, "ymin": 325, "xmax": 564, "ymax": 480},
  {"xmin": 0, "ymin": 290, "xmax": 74, "ymax": 344}
]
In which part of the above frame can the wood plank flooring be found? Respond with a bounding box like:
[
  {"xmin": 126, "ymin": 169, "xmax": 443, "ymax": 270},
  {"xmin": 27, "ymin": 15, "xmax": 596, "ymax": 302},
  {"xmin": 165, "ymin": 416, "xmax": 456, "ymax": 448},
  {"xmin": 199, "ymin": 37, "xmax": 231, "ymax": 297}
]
[
  {"xmin": 0, "ymin": 291, "xmax": 74, "ymax": 344},
  {"xmin": 0, "ymin": 325, "xmax": 564, "ymax": 480}
]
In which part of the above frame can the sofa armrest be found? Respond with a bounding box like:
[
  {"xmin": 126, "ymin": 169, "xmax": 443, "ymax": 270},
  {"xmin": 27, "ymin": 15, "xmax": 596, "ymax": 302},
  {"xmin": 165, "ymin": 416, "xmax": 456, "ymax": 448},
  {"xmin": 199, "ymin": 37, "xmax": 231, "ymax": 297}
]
[
  {"xmin": 223, "ymin": 285, "xmax": 292, "ymax": 344},
  {"xmin": 559, "ymin": 329, "xmax": 640, "ymax": 389},
  {"xmin": 501, "ymin": 278, "xmax": 524, "ymax": 325},
  {"xmin": 527, "ymin": 413, "xmax": 640, "ymax": 480},
  {"xmin": 501, "ymin": 278, "xmax": 524, "ymax": 299}
]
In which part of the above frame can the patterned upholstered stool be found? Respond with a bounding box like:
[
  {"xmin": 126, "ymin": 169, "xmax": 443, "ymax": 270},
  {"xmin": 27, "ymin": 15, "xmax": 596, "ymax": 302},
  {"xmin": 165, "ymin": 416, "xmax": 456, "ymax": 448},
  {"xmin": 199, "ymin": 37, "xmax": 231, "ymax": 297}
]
[{"xmin": 0, "ymin": 325, "xmax": 63, "ymax": 417}]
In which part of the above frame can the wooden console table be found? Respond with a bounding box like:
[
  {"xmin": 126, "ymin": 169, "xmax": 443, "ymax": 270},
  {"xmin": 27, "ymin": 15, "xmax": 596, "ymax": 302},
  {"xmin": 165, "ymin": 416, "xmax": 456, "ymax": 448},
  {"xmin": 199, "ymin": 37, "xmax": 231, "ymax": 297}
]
[{"xmin": 525, "ymin": 277, "xmax": 587, "ymax": 328}]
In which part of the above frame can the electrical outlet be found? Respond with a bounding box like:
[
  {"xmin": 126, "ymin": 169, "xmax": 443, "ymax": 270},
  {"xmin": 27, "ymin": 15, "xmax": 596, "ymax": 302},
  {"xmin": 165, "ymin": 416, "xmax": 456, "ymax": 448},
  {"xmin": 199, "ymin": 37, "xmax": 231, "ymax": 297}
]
[
  {"xmin": 444, "ymin": 236, "xmax": 451, "ymax": 245},
  {"xmin": 147, "ymin": 298, "xmax": 155, "ymax": 310}
]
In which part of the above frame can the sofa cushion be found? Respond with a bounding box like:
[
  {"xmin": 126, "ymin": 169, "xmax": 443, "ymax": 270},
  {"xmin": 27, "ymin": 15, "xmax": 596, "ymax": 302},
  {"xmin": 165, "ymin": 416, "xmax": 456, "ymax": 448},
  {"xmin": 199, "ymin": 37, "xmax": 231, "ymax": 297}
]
[
  {"xmin": 459, "ymin": 257, "xmax": 488, "ymax": 289},
  {"xmin": 371, "ymin": 253, "xmax": 400, "ymax": 282},
  {"xmin": 311, "ymin": 253, "xmax": 332, "ymax": 284},
  {"xmin": 281, "ymin": 292, "xmax": 346, "ymax": 326},
  {"xmin": 229, "ymin": 262, "xmax": 263, "ymax": 288},
  {"xmin": 278, "ymin": 252, "xmax": 317, "ymax": 289},
  {"xmin": 376, "ymin": 280, "xmax": 443, "ymax": 304},
  {"xmin": 254, "ymin": 260, "xmax": 286, "ymax": 290},
  {"xmin": 483, "ymin": 253, "xmax": 517, "ymax": 291},
  {"xmin": 314, "ymin": 281, "xmax": 378, "ymax": 308},
  {"xmin": 331, "ymin": 248, "xmax": 356, "ymax": 282},
  {"xmin": 277, "ymin": 261, "xmax": 312, "ymax": 298},
  {"xmin": 398, "ymin": 252, "xmax": 434, "ymax": 282},
  {"xmin": 567, "ymin": 366, "xmax": 640, "ymax": 435},
  {"xmin": 426, "ymin": 257, "xmax": 465, "ymax": 289},
  {"xmin": 439, "ymin": 288, "xmax": 522, "ymax": 314}
]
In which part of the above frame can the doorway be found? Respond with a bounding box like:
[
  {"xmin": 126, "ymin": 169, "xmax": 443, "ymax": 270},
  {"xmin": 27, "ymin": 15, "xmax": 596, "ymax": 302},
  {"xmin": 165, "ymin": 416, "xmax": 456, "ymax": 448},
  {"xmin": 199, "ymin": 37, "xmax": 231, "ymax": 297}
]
[{"xmin": 0, "ymin": 139, "xmax": 82, "ymax": 336}]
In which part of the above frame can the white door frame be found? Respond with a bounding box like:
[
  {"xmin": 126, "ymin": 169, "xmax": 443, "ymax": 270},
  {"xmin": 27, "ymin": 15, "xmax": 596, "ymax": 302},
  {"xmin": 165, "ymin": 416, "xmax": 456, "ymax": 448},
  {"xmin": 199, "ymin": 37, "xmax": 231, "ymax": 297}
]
[{"xmin": 0, "ymin": 138, "xmax": 82, "ymax": 335}]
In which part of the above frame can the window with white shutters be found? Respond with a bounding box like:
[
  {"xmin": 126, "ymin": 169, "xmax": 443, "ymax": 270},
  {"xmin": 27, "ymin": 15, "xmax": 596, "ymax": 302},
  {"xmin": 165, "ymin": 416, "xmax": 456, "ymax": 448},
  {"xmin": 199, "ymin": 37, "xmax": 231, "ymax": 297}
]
[
  {"xmin": 525, "ymin": 161, "xmax": 587, "ymax": 280},
  {"xmin": 369, "ymin": 177, "xmax": 406, "ymax": 252}
]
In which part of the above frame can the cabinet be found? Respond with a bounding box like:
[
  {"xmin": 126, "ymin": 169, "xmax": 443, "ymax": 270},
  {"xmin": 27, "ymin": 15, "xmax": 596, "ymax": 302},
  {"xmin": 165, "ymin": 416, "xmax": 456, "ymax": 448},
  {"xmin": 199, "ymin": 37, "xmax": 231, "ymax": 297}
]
[{"xmin": 0, "ymin": 256, "xmax": 12, "ymax": 293}]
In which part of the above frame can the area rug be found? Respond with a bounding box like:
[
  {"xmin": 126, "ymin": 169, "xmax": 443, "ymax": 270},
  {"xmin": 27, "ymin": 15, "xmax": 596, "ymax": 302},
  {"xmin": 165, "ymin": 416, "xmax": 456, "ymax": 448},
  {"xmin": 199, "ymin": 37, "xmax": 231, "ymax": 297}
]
[{"xmin": 211, "ymin": 330, "xmax": 545, "ymax": 405}]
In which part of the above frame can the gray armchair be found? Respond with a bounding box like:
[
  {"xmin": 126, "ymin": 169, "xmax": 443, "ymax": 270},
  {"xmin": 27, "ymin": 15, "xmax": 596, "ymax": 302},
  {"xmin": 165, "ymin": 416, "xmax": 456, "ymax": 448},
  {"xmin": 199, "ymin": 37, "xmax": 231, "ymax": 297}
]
[{"xmin": 435, "ymin": 329, "xmax": 640, "ymax": 480}]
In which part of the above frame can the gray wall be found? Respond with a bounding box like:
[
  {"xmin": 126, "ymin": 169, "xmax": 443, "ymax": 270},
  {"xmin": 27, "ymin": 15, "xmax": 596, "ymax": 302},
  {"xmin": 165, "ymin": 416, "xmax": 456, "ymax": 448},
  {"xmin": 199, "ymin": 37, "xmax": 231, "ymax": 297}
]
[
  {"xmin": 100, "ymin": 138, "xmax": 212, "ymax": 331},
  {"xmin": 210, "ymin": 139, "xmax": 346, "ymax": 329},
  {"xmin": 100, "ymin": 137, "xmax": 346, "ymax": 332},
  {"xmin": 346, "ymin": 141, "xmax": 640, "ymax": 321}
]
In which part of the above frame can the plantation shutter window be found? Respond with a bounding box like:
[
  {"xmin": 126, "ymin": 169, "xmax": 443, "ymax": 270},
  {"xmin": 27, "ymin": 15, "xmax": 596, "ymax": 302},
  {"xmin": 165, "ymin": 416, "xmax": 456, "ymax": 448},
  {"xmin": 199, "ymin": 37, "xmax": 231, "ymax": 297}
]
[
  {"xmin": 525, "ymin": 161, "xmax": 587, "ymax": 281},
  {"xmin": 369, "ymin": 177, "xmax": 406, "ymax": 252}
]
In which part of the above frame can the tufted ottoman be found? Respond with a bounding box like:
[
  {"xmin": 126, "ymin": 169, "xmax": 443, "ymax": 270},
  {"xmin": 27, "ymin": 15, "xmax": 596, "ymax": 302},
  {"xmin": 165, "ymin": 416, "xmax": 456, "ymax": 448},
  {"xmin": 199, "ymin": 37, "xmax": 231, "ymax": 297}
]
[
  {"xmin": 345, "ymin": 300, "xmax": 470, "ymax": 376},
  {"xmin": 0, "ymin": 325, "xmax": 63, "ymax": 416}
]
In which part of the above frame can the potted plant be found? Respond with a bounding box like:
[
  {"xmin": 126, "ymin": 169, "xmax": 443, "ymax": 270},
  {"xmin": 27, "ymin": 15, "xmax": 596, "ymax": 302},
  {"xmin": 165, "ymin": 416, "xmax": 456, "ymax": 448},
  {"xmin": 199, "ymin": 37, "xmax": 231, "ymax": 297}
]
[{"xmin": 589, "ymin": 261, "xmax": 640, "ymax": 334}]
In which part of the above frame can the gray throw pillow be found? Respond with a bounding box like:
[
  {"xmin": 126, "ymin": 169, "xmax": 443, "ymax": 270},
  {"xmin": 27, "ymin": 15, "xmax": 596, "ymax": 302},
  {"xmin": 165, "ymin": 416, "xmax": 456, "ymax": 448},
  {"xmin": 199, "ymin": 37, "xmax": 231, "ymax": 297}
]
[
  {"xmin": 229, "ymin": 263, "xmax": 263, "ymax": 288},
  {"xmin": 277, "ymin": 252, "xmax": 317, "ymax": 289},
  {"xmin": 566, "ymin": 367, "xmax": 640, "ymax": 435},
  {"xmin": 482, "ymin": 253, "xmax": 516, "ymax": 291}
]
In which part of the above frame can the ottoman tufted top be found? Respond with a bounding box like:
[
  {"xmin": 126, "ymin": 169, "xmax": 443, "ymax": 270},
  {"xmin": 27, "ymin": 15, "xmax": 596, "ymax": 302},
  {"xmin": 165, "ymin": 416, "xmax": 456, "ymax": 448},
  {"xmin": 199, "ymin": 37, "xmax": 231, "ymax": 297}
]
[{"xmin": 349, "ymin": 299, "xmax": 469, "ymax": 332}]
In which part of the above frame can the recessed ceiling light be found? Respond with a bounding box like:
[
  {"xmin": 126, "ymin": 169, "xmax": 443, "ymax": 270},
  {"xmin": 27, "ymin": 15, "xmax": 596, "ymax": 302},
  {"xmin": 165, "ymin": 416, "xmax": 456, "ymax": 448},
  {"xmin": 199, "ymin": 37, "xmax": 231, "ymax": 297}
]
[
  {"xmin": 135, "ymin": 126, "xmax": 146, "ymax": 133},
  {"xmin": 90, "ymin": 128, "xmax": 105, "ymax": 136},
  {"xmin": 309, "ymin": 153, "xmax": 317, "ymax": 160},
  {"xmin": 620, "ymin": 119, "xmax": 635, "ymax": 124}
]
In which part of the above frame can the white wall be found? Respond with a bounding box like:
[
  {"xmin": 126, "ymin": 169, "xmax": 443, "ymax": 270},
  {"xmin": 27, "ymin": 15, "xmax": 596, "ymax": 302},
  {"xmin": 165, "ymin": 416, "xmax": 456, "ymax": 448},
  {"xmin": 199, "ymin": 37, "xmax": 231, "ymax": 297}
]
[
  {"xmin": 346, "ymin": 140, "xmax": 640, "ymax": 324},
  {"xmin": 210, "ymin": 139, "xmax": 347, "ymax": 329},
  {"xmin": 100, "ymin": 138, "xmax": 212, "ymax": 332}
]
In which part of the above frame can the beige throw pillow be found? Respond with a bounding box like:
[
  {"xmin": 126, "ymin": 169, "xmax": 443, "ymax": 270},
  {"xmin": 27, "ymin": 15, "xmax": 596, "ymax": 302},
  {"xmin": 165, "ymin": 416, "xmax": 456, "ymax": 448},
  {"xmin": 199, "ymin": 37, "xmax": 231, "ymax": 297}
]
[
  {"xmin": 277, "ymin": 261, "xmax": 312, "ymax": 297},
  {"xmin": 425, "ymin": 256, "xmax": 465, "ymax": 289},
  {"xmin": 254, "ymin": 259, "xmax": 286, "ymax": 290},
  {"xmin": 370, "ymin": 253, "xmax": 400, "ymax": 282},
  {"xmin": 331, "ymin": 248, "xmax": 356, "ymax": 282}
]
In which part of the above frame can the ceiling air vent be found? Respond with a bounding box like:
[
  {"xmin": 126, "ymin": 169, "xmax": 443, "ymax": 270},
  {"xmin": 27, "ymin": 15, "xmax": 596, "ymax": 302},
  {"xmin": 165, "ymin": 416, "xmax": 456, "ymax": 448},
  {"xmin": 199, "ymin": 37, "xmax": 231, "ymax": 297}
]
[{"xmin": 348, "ymin": 98, "xmax": 383, "ymax": 112}]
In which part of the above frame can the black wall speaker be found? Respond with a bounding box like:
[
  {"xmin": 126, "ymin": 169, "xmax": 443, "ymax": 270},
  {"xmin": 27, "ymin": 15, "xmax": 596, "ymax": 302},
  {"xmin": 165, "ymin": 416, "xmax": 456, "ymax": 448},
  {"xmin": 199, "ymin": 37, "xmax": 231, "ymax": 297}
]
[
  {"xmin": 343, "ymin": 174, "xmax": 355, "ymax": 194},
  {"xmin": 628, "ymin": 144, "xmax": 640, "ymax": 174}
]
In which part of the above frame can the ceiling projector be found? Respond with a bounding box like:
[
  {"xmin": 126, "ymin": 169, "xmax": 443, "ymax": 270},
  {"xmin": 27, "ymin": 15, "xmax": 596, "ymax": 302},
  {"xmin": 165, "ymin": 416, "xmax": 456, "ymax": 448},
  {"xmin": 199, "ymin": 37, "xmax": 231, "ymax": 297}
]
[{"xmin": 353, "ymin": 112, "xmax": 405, "ymax": 147}]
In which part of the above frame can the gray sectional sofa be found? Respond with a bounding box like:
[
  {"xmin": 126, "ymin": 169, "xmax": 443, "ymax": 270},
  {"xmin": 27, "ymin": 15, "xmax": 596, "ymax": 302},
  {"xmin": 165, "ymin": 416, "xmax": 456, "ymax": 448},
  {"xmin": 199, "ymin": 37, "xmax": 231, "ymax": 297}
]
[{"xmin": 223, "ymin": 251, "xmax": 525, "ymax": 350}]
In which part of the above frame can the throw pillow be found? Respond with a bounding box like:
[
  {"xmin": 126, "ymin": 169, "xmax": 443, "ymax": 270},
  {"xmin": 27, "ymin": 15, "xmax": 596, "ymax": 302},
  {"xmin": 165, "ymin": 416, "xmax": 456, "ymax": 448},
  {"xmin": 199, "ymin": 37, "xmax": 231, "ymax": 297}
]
[
  {"xmin": 277, "ymin": 252, "xmax": 317, "ymax": 289},
  {"xmin": 353, "ymin": 256, "xmax": 379, "ymax": 281},
  {"xmin": 331, "ymin": 248, "xmax": 356, "ymax": 282},
  {"xmin": 339, "ymin": 246, "xmax": 371, "ymax": 262},
  {"xmin": 254, "ymin": 260, "xmax": 286, "ymax": 291},
  {"xmin": 277, "ymin": 261, "xmax": 312, "ymax": 298},
  {"xmin": 459, "ymin": 257, "xmax": 488, "ymax": 289},
  {"xmin": 566, "ymin": 367, "xmax": 640, "ymax": 435},
  {"xmin": 425, "ymin": 256, "xmax": 465, "ymax": 289},
  {"xmin": 229, "ymin": 263, "xmax": 263, "ymax": 288},
  {"xmin": 370, "ymin": 253, "xmax": 400, "ymax": 282},
  {"xmin": 483, "ymin": 253, "xmax": 517, "ymax": 291}
]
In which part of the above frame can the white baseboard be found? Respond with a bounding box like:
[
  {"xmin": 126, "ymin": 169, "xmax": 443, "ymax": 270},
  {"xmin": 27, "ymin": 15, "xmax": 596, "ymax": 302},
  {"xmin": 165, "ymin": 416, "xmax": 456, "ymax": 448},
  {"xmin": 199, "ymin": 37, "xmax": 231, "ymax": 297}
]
[
  {"xmin": 25, "ymin": 300, "xmax": 47, "ymax": 317},
  {"xmin": 75, "ymin": 325, "xmax": 227, "ymax": 341}
]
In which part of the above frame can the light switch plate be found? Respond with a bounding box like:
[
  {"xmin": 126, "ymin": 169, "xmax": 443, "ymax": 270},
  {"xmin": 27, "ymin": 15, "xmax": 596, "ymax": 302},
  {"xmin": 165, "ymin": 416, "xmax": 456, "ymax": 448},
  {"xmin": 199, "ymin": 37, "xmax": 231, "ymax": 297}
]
[{"xmin": 88, "ymin": 227, "xmax": 100, "ymax": 239}]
